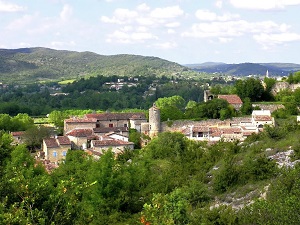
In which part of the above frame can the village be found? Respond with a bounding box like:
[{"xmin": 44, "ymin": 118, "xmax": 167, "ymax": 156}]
[{"xmin": 12, "ymin": 91, "xmax": 276, "ymax": 171}]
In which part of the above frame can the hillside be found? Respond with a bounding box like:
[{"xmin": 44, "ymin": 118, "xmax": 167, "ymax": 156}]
[
  {"xmin": 0, "ymin": 47, "xmax": 189, "ymax": 84},
  {"xmin": 186, "ymin": 62, "xmax": 300, "ymax": 76}
]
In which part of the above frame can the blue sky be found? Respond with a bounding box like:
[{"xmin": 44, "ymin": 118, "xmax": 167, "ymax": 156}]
[{"xmin": 1, "ymin": 0, "xmax": 300, "ymax": 64}]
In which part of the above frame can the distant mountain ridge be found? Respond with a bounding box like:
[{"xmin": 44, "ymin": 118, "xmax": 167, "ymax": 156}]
[
  {"xmin": 185, "ymin": 62, "xmax": 300, "ymax": 76},
  {"xmin": 0, "ymin": 47, "xmax": 188, "ymax": 84}
]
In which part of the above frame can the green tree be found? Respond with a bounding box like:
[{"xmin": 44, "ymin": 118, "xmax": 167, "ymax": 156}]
[
  {"xmin": 141, "ymin": 188, "xmax": 189, "ymax": 225},
  {"xmin": 240, "ymin": 97, "xmax": 253, "ymax": 115},
  {"xmin": 48, "ymin": 110, "xmax": 68, "ymax": 134},
  {"xmin": 235, "ymin": 78, "xmax": 264, "ymax": 101},
  {"xmin": 11, "ymin": 113, "xmax": 34, "ymax": 131},
  {"xmin": 22, "ymin": 125, "xmax": 52, "ymax": 150},
  {"xmin": 155, "ymin": 95, "xmax": 186, "ymax": 121}
]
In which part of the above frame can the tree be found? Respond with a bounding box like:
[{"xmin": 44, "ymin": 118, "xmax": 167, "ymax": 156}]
[
  {"xmin": 262, "ymin": 77, "xmax": 276, "ymax": 101},
  {"xmin": 240, "ymin": 97, "xmax": 253, "ymax": 115},
  {"xmin": 22, "ymin": 125, "xmax": 53, "ymax": 150},
  {"xmin": 48, "ymin": 110, "xmax": 68, "ymax": 134},
  {"xmin": 235, "ymin": 78, "xmax": 264, "ymax": 101},
  {"xmin": 129, "ymin": 128, "xmax": 141, "ymax": 149},
  {"xmin": 141, "ymin": 188, "xmax": 189, "ymax": 225},
  {"xmin": 155, "ymin": 96, "xmax": 185, "ymax": 121},
  {"xmin": 11, "ymin": 113, "xmax": 34, "ymax": 131}
]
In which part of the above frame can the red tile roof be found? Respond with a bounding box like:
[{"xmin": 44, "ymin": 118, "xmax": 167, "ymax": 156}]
[
  {"xmin": 92, "ymin": 139, "xmax": 133, "ymax": 147},
  {"xmin": 64, "ymin": 118, "xmax": 97, "ymax": 123},
  {"xmin": 57, "ymin": 136, "xmax": 71, "ymax": 145},
  {"xmin": 66, "ymin": 129, "xmax": 93, "ymax": 137},
  {"xmin": 192, "ymin": 126, "xmax": 210, "ymax": 132},
  {"xmin": 44, "ymin": 138, "xmax": 59, "ymax": 148},
  {"xmin": 93, "ymin": 127, "xmax": 128, "ymax": 133},
  {"xmin": 11, "ymin": 131, "xmax": 25, "ymax": 136},
  {"xmin": 85, "ymin": 112, "xmax": 146, "ymax": 121},
  {"xmin": 220, "ymin": 127, "xmax": 242, "ymax": 134},
  {"xmin": 254, "ymin": 115, "xmax": 272, "ymax": 121},
  {"xmin": 218, "ymin": 95, "xmax": 243, "ymax": 104}
]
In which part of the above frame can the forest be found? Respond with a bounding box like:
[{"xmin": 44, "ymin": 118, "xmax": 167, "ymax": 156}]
[{"xmin": 0, "ymin": 75, "xmax": 206, "ymax": 116}]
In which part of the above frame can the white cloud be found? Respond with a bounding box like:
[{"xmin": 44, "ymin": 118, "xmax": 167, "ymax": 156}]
[
  {"xmin": 195, "ymin": 10, "xmax": 240, "ymax": 21},
  {"xmin": 100, "ymin": 8, "xmax": 138, "ymax": 24},
  {"xmin": 218, "ymin": 37, "xmax": 233, "ymax": 43},
  {"xmin": 165, "ymin": 22, "xmax": 181, "ymax": 28},
  {"xmin": 167, "ymin": 29, "xmax": 176, "ymax": 34},
  {"xmin": 6, "ymin": 14, "xmax": 36, "ymax": 30},
  {"xmin": 182, "ymin": 20, "xmax": 290, "ymax": 38},
  {"xmin": 106, "ymin": 29, "xmax": 158, "ymax": 44},
  {"xmin": 215, "ymin": 0, "xmax": 223, "ymax": 8},
  {"xmin": 101, "ymin": 5, "xmax": 184, "ymax": 45},
  {"xmin": 0, "ymin": 1, "xmax": 25, "ymax": 12},
  {"xmin": 60, "ymin": 4, "xmax": 73, "ymax": 21},
  {"xmin": 253, "ymin": 33, "xmax": 300, "ymax": 48},
  {"xmin": 154, "ymin": 41, "xmax": 177, "ymax": 49},
  {"xmin": 137, "ymin": 3, "xmax": 150, "ymax": 12},
  {"xmin": 229, "ymin": 0, "xmax": 300, "ymax": 10},
  {"xmin": 150, "ymin": 6, "xmax": 184, "ymax": 19},
  {"xmin": 50, "ymin": 40, "xmax": 76, "ymax": 48}
]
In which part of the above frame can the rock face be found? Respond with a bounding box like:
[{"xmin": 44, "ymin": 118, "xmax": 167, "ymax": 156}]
[
  {"xmin": 210, "ymin": 148, "xmax": 300, "ymax": 211},
  {"xmin": 268, "ymin": 149, "xmax": 300, "ymax": 168},
  {"xmin": 271, "ymin": 81, "xmax": 300, "ymax": 96}
]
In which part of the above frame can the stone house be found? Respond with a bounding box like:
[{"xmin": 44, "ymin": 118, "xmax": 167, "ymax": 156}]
[
  {"xmin": 84, "ymin": 112, "xmax": 147, "ymax": 132},
  {"xmin": 252, "ymin": 110, "xmax": 274, "ymax": 128},
  {"xmin": 90, "ymin": 139, "xmax": 134, "ymax": 155},
  {"xmin": 64, "ymin": 112, "xmax": 147, "ymax": 135},
  {"xmin": 218, "ymin": 95, "xmax": 243, "ymax": 111},
  {"xmin": 42, "ymin": 136, "xmax": 71, "ymax": 163},
  {"xmin": 64, "ymin": 118, "xmax": 97, "ymax": 135},
  {"xmin": 10, "ymin": 131, "xmax": 24, "ymax": 145},
  {"xmin": 65, "ymin": 128, "xmax": 94, "ymax": 150},
  {"xmin": 93, "ymin": 127, "xmax": 129, "ymax": 137}
]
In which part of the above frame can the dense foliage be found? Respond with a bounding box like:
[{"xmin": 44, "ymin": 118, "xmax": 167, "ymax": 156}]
[
  {"xmin": 0, "ymin": 47, "xmax": 196, "ymax": 84},
  {"xmin": 2, "ymin": 119, "xmax": 300, "ymax": 224},
  {"xmin": 0, "ymin": 75, "xmax": 207, "ymax": 116}
]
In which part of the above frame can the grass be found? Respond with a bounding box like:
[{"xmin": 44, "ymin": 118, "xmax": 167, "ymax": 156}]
[{"xmin": 58, "ymin": 79, "xmax": 76, "ymax": 85}]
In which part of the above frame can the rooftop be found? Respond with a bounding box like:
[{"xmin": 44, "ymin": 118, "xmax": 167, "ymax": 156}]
[{"xmin": 218, "ymin": 95, "xmax": 243, "ymax": 104}]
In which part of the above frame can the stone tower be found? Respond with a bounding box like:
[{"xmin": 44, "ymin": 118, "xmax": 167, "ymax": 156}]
[{"xmin": 149, "ymin": 103, "xmax": 161, "ymax": 137}]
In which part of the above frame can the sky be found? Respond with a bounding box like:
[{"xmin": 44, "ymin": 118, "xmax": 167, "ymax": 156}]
[{"xmin": 1, "ymin": 0, "xmax": 300, "ymax": 64}]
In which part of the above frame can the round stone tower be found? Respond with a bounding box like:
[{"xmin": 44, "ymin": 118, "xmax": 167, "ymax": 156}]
[{"xmin": 149, "ymin": 103, "xmax": 161, "ymax": 137}]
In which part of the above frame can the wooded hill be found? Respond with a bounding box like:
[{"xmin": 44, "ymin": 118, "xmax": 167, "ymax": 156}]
[
  {"xmin": 186, "ymin": 62, "xmax": 300, "ymax": 76},
  {"xmin": 0, "ymin": 47, "xmax": 190, "ymax": 84}
]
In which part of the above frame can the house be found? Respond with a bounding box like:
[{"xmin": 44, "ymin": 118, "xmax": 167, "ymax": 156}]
[
  {"xmin": 218, "ymin": 95, "xmax": 243, "ymax": 111},
  {"xmin": 90, "ymin": 139, "xmax": 134, "ymax": 155},
  {"xmin": 64, "ymin": 118, "xmax": 97, "ymax": 134},
  {"xmin": 84, "ymin": 112, "xmax": 147, "ymax": 132},
  {"xmin": 42, "ymin": 136, "xmax": 71, "ymax": 163},
  {"xmin": 65, "ymin": 128, "xmax": 95, "ymax": 149},
  {"xmin": 93, "ymin": 127, "xmax": 129, "ymax": 137},
  {"xmin": 252, "ymin": 110, "xmax": 274, "ymax": 128},
  {"xmin": 11, "ymin": 131, "xmax": 24, "ymax": 145},
  {"xmin": 64, "ymin": 112, "xmax": 147, "ymax": 135},
  {"xmin": 105, "ymin": 132, "xmax": 129, "ymax": 142}
]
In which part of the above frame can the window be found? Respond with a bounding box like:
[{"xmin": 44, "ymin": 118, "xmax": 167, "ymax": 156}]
[
  {"xmin": 53, "ymin": 151, "xmax": 57, "ymax": 157},
  {"xmin": 124, "ymin": 124, "xmax": 127, "ymax": 127},
  {"xmin": 62, "ymin": 151, "xmax": 67, "ymax": 156},
  {"xmin": 109, "ymin": 124, "xmax": 113, "ymax": 127}
]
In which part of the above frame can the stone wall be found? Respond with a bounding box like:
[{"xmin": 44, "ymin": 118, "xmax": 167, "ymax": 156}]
[
  {"xmin": 161, "ymin": 117, "xmax": 251, "ymax": 133},
  {"xmin": 252, "ymin": 104, "xmax": 284, "ymax": 113}
]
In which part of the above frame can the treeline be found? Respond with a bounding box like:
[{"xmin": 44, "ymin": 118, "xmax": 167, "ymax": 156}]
[
  {"xmin": 0, "ymin": 75, "xmax": 206, "ymax": 116},
  {"xmin": 1, "ymin": 119, "xmax": 300, "ymax": 224}
]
